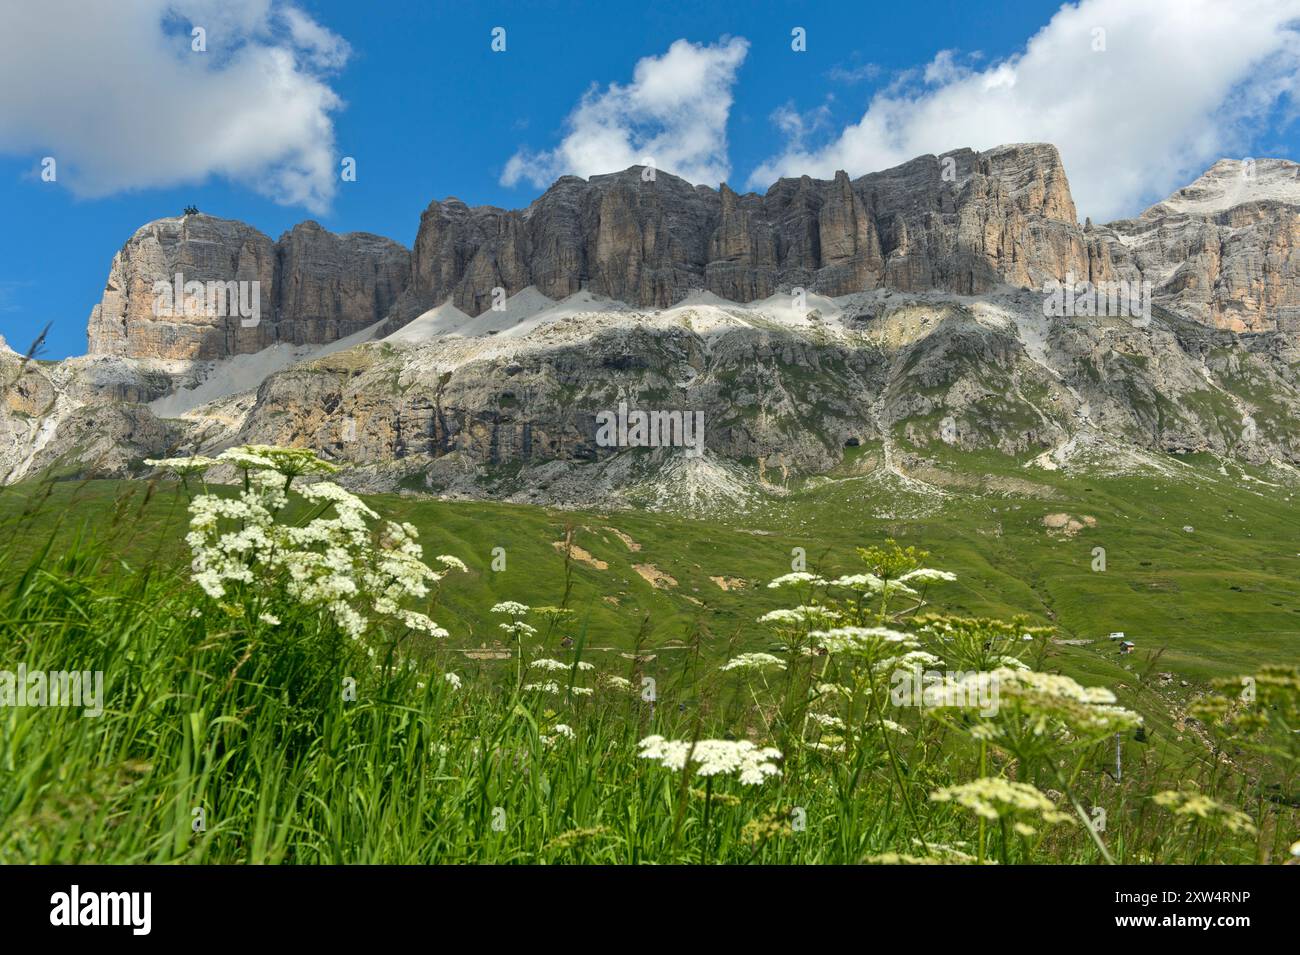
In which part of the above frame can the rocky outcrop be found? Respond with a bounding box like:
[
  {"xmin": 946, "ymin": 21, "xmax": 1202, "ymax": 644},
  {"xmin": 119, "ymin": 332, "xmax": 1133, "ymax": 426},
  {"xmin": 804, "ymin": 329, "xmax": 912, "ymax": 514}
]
[
  {"xmin": 383, "ymin": 144, "xmax": 1088, "ymax": 328},
  {"xmin": 1085, "ymin": 158, "xmax": 1300, "ymax": 335},
  {"xmin": 216, "ymin": 289, "xmax": 1300, "ymax": 495},
  {"xmin": 86, "ymin": 215, "xmax": 410, "ymax": 360},
  {"xmin": 17, "ymin": 402, "xmax": 180, "ymax": 480},
  {"xmin": 87, "ymin": 216, "xmax": 277, "ymax": 360}
]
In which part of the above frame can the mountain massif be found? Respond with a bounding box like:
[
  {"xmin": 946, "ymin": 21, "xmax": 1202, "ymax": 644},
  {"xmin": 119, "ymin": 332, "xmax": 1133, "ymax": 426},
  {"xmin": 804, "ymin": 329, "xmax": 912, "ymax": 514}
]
[{"xmin": 5, "ymin": 144, "xmax": 1300, "ymax": 505}]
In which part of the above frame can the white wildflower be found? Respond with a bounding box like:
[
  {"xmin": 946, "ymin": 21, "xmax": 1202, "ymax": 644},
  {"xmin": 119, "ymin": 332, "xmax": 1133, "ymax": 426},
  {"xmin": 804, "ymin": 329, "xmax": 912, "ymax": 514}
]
[
  {"xmin": 827, "ymin": 572, "xmax": 884, "ymax": 591},
  {"xmin": 398, "ymin": 610, "xmax": 449, "ymax": 638},
  {"xmin": 720, "ymin": 652, "xmax": 787, "ymax": 672},
  {"xmin": 179, "ymin": 446, "xmax": 462, "ymax": 648},
  {"xmin": 930, "ymin": 778, "xmax": 1073, "ymax": 826},
  {"xmin": 766, "ymin": 572, "xmax": 826, "ymax": 589},
  {"xmin": 218, "ymin": 444, "xmax": 340, "ymax": 477},
  {"xmin": 877, "ymin": 650, "xmax": 945, "ymax": 673},
  {"xmin": 812, "ymin": 626, "xmax": 917, "ymax": 656},
  {"xmin": 638, "ymin": 736, "xmax": 782, "ymax": 786},
  {"xmin": 898, "ymin": 568, "xmax": 957, "ymax": 584},
  {"xmin": 145, "ymin": 455, "xmax": 216, "ymax": 475},
  {"xmin": 806, "ymin": 712, "xmax": 845, "ymax": 730},
  {"xmin": 491, "ymin": 601, "xmax": 530, "ymax": 616},
  {"xmin": 758, "ymin": 605, "xmax": 841, "ymax": 626}
]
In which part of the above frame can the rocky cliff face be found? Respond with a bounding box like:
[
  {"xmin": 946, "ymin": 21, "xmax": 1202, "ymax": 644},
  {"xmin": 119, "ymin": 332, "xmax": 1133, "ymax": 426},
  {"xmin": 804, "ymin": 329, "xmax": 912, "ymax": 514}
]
[
  {"xmin": 274, "ymin": 222, "xmax": 411, "ymax": 346},
  {"xmin": 382, "ymin": 147, "xmax": 1300, "ymax": 344},
  {"xmin": 1085, "ymin": 158, "xmax": 1300, "ymax": 335},
  {"xmin": 86, "ymin": 215, "xmax": 410, "ymax": 360},
  {"xmin": 382, "ymin": 144, "xmax": 1087, "ymax": 328},
  {"xmin": 81, "ymin": 146, "xmax": 1300, "ymax": 364},
  {"xmin": 87, "ymin": 216, "xmax": 276, "ymax": 359}
]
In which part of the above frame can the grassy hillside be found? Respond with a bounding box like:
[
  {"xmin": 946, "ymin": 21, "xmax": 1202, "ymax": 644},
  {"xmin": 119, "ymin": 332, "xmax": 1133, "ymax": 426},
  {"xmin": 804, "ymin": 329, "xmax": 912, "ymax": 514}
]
[{"xmin": 6, "ymin": 451, "xmax": 1295, "ymax": 684}]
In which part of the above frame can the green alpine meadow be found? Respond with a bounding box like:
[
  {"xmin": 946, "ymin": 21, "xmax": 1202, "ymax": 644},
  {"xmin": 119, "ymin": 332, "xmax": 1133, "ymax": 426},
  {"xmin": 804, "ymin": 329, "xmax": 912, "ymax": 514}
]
[{"xmin": 1, "ymin": 445, "xmax": 1294, "ymax": 865}]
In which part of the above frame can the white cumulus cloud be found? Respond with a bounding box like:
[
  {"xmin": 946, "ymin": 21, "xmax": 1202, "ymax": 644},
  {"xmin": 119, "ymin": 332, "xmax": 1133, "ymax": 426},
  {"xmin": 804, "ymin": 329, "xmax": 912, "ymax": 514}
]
[
  {"xmin": 501, "ymin": 37, "xmax": 749, "ymax": 188},
  {"xmin": 748, "ymin": 0, "xmax": 1300, "ymax": 221},
  {"xmin": 0, "ymin": 0, "xmax": 350, "ymax": 213}
]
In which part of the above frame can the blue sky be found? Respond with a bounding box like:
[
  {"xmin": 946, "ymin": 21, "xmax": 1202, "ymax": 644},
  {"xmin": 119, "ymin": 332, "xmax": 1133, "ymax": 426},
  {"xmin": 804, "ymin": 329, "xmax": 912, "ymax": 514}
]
[{"xmin": 3, "ymin": 0, "xmax": 1299, "ymax": 358}]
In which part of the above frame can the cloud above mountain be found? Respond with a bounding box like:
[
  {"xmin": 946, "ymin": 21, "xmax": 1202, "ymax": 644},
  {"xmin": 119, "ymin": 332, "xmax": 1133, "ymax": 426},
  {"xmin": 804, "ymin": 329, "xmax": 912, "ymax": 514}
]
[
  {"xmin": 0, "ymin": 0, "xmax": 348, "ymax": 213},
  {"xmin": 749, "ymin": 0, "xmax": 1300, "ymax": 221},
  {"xmin": 4, "ymin": 0, "xmax": 1297, "ymax": 225},
  {"xmin": 501, "ymin": 37, "xmax": 749, "ymax": 189}
]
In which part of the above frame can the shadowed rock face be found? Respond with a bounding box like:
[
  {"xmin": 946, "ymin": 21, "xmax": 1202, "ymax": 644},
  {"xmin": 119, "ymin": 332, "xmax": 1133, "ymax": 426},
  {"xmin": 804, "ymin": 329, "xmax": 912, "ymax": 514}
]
[
  {"xmin": 223, "ymin": 293, "xmax": 1300, "ymax": 494},
  {"xmin": 17, "ymin": 277, "xmax": 1300, "ymax": 491},
  {"xmin": 86, "ymin": 216, "xmax": 410, "ymax": 360},
  {"xmin": 383, "ymin": 144, "xmax": 1087, "ymax": 327},
  {"xmin": 273, "ymin": 222, "xmax": 412, "ymax": 347}
]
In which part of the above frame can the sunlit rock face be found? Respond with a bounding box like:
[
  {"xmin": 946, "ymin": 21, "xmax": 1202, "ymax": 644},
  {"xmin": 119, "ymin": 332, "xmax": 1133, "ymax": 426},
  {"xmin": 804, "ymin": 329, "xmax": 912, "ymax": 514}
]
[
  {"xmin": 86, "ymin": 215, "xmax": 409, "ymax": 361},
  {"xmin": 1087, "ymin": 158, "xmax": 1300, "ymax": 336}
]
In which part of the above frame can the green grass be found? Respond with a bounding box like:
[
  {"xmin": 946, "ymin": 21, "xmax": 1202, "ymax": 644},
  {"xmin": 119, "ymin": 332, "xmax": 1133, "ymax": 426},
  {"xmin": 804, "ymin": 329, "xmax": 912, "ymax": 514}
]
[{"xmin": 0, "ymin": 453, "xmax": 1295, "ymax": 864}]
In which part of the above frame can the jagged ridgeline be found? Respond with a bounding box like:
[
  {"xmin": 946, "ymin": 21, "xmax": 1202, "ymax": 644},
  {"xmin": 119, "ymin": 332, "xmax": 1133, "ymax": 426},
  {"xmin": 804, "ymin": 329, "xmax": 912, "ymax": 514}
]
[{"xmin": 4, "ymin": 144, "xmax": 1300, "ymax": 499}]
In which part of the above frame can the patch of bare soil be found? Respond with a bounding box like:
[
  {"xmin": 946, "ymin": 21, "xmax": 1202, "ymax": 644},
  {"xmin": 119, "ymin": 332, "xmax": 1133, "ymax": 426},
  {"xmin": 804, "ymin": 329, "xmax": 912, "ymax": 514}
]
[
  {"xmin": 710, "ymin": 575, "xmax": 746, "ymax": 591},
  {"xmin": 1042, "ymin": 512, "xmax": 1096, "ymax": 538},
  {"xmin": 553, "ymin": 540, "xmax": 608, "ymax": 569},
  {"xmin": 633, "ymin": 563, "xmax": 677, "ymax": 589}
]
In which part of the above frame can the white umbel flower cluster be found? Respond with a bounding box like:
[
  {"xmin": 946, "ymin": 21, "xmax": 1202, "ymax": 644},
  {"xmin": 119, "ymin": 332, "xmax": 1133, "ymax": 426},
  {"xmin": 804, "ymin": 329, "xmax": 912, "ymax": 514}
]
[
  {"xmin": 638, "ymin": 736, "xmax": 782, "ymax": 786},
  {"xmin": 898, "ymin": 568, "xmax": 958, "ymax": 585},
  {"xmin": 766, "ymin": 572, "xmax": 826, "ymax": 589},
  {"xmin": 720, "ymin": 652, "xmax": 787, "ymax": 672},
  {"xmin": 144, "ymin": 454, "xmax": 217, "ymax": 475},
  {"xmin": 179, "ymin": 445, "xmax": 464, "ymax": 644},
  {"xmin": 523, "ymin": 680, "xmax": 561, "ymax": 694},
  {"xmin": 491, "ymin": 601, "xmax": 537, "ymax": 639},
  {"xmin": 930, "ymin": 777, "xmax": 1074, "ymax": 829},
  {"xmin": 811, "ymin": 626, "xmax": 917, "ymax": 656},
  {"xmin": 757, "ymin": 606, "xmax": 841, "ymax": 627}
]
